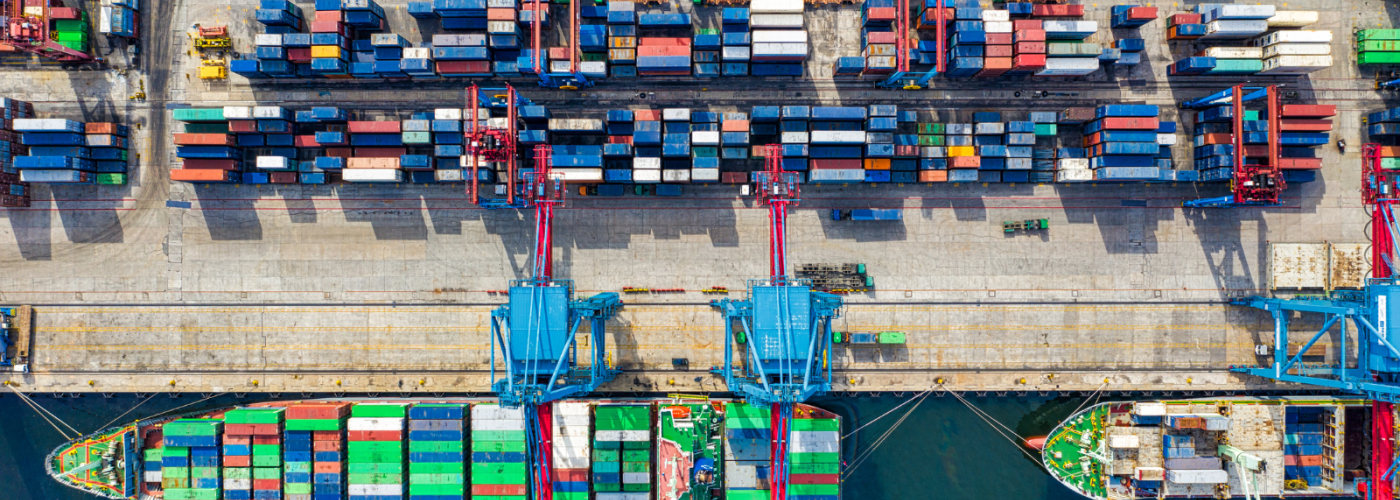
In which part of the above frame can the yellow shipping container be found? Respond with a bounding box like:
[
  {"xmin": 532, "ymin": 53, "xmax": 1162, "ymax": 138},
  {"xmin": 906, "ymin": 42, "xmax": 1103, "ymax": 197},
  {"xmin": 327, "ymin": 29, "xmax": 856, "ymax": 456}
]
[
  {"xmin": 198, "ymin": 66, "xmax": 227, "ymax": 79},
  {"xmin": 310, "ymin": 46, "xmax": 343, "ymax": 58},
  {"xmin": 608, "ymin": 37, "xmax": 636, "ymax": 48},
  {"xmin": 947, "ymin": 146, "xmax": 975, "ymax": 157}
]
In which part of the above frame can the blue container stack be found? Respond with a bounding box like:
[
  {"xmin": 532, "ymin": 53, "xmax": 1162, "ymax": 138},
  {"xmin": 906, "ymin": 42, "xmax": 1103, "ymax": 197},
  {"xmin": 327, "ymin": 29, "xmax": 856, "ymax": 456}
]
[
  {"xmin": 1082, "ymin": 104, "xmax": 1165, "ymax": 181},
  {"xmin": 1161, "ymin": 434, "xmax": 1194, "ymax": 459},
  {"xmin": 721, "ymin": 8, "xmax": 750, "ymax": 76},
  {"xmin": 945, "ymin": 0, "xmax": 985, "ymax": 77},
  {"xmin": 13, "ymin": 117, "xmax": 97, "ymax": 184},
  {"xmin": 0, "ymin": 98, "xmax": 34, "ymax": 207},
  {"xmin": 1112, "ymin": 38, "xmax": 1145, "ymax": 65},
  {"xmin": 1283, "ymin": 406, "xmax": 1328, "ymax": 487},
  {"xmin": 608, "ymin": 1, "xmax": 638, "ymax": 77},
  {"xmin": 693, "ymin": 29, "xmax": 720, "ymax": 78},
  {"xmin": 408, "ymin": 403, "xmax": 467, "ymax": 500},
  {"xmin": 256, "ymin": 0, "xmax": 304, "ymax": 29}
]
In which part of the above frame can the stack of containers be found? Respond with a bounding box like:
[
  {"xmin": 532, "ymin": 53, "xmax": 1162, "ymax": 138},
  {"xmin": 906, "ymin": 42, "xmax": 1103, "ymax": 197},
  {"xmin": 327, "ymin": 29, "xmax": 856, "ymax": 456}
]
[
  {"xmin": 161, "ymin": 419, "xmax": 222, "ymax": 500},
  {"xmin": 1111, "ymin": 38, "xmax": 1144, "ymax": 65},
  {"xmin": 311, "ymin": 30, "xmax": 352, "ymax": 77},
  {"xmin": 1199, "ymin": 4, "xmax": 1271, "ymax": 39},
  {"xmin": 719, "ymin": 112, "xmax": 750, "ymax": 175},
  {"xmin": 285, "ymin": 418, "xmax": 314, "ymax": 500},
  {"xmin": 609, "ymin": 1, "xmax": 638, "ymax": 76},
  {"xmin": 98, "ymin": 0, "xmax": 140, "ymax": 40},
  {"xmin": 1109, "ymin": 5, "xmax": 1156, "ymax": 29},
  {"xmin": 1010, "ymin": 18, "xmax": 1046, "ymax": 75},
  {"xmin": 345, "ymin": 119, "xmax": 405, "ymax": 182},
  {"xmin": 693, "ymin": 28, "xmax": 721, "ymax": 78},
  {"xmin": 348, "ymin": 403, "xmax": 408, "ymax": 500},
  {"xmin": 1161, "ymin": 434, "xmax": 1195, "ymax": 459},
  {"xmin": 170, "ymin": 108, "xmax": 242, "ymax": 182},
  {"xmin": 691, "ymin": 111, "xmax": 720, "ymax": 182},
  {"xmin": 636, "ymin": 36, "xmax": 691, "ymax": 76},
  {"xmin": 632, "ymin": 110, "xmax": 660, "ymax": 184},
  {"xmin": 256, "ymin": 0, "xmax": 305, "ymax": 31},
  {"xmin": 409, "ymin": 403, "xmax": 467, "ymax": 500},
  {"xmin": 662, "ymin": 108, "xmax": 691, "ymax": 183},
  {"xmin": 431, "ymin": 108, "xmax": 466, "ymax": 182},
  {"xmin": 1165, "ymin": 12, "xmax": 1204, "ymax": 41},
  {"xmin": 551, "ymin": 402, "xmax": 591, "ymax": 500},
  {"xmin": 723, "ymin": 403, "xmax": 771, "ymax": 500},
  {"xmin": 85, "ymin": 121, "xmax": 129, "ymax": 185},
  {"xmin": 970, "ymin": 112, "xmax": 1002, "ymax": 182},
  {"xmin": 789, "ymin": 410, "xmax": 840, "ymax": 497},
  {"xmin": 978, "ymin": 8, "xmax": 1012, "ymax": 77},
  {"xmin": 1197, "ymin": 103, "xmax": 1333, "ymax": 183},
  {"xmin": 0, "ymin": 98, "xmax": 33, "ymax": 207},
  {"xmin": 13, "ymin": 117, "xmax": 94, "ymax": 184},
  {"xmin": 602, "ymin": 109, "xmax": 634, "ymax": 184},
  {"xmin": 1038, "ymin": 19, "xmax": 1098, "ymax": 76},
  {"xmin": 594, "ymin": 404, "xmax": 651, "ymax": 499},
  {"xmin": 1283, "ymin": 407, "xmax": 1327, "ymax": 487},
  {"xmin": 1085, "ymin": 104, "xmax": 1161, "ymax": 181},
  {"xmin": 916, "ymin": 120, "xmax": 946, "ymax": 182},
  {"xmin": 433, "ymin": 0, "xmax": 491, "ymax": 32},
  {"xmin": 49, "ymin": 8, "xmax": 93, "ymax": 53},
  {"xmin": 470, "ymin": 404, "xmax": 528, "ymax": 500},
  {"xmin": 489, "ymin": 0, "xmax": 524, "ymax": 76},
  {"xmin": 1194, "ymin": 46, "xmax": 1263, "ymax": 75},
  {"xmin": 946, "ymin": 120, "xmax": 978, "ymax": 180},
  {"xmin": 722, "ymin": 8, "xmax": 750, "ymax": 76},
  {"xmin": 223, "ymin": 408, "xmax": 284, "ymax": 500},
  {"xmin": 551, "ymin": 144, "xmax": 605, "ymax": 182},
  {"xmin": 1256, "ymin": 30, "xmax": 1332, "ymax": 74},
  {"xmin": 944, "ymin": 1, "xmax": 984, "ymax": 77},
  {"xmin": 1358, "ymin": 29, "xmax": 1400, "ymax": 65},
  {"xmin": 751, "ymin": 0, "xmax": 805, "ymax": 76},
  {"xmin": 287, "ymin": 404, "xmax": 351, "ymax": 500},
  {"xmin": 144, "ymin": 448, "xmax": 164, "ymax": 489},
  {"xmin": 861, "ymin": 0, "xmax": 895, "ymax": 74},
  {"xmin": 247, "ymin": 105, "xmax": 298, "ymax": 184},
  {"xmin": 434, "ymin": 34, "xmax": 493, "ymax": 77},
  {"xmin": 810, "ymin": 107, "xmax": 870, "ymax": 180}
]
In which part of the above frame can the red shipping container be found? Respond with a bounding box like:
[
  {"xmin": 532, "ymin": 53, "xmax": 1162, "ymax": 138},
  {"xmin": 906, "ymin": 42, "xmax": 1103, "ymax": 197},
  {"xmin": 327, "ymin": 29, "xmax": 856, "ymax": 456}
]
[
  {"xmin": 1014, "ymin": 42, "xmax": 1046, "ymax": 54},
  {"xmin": 353, "ymin": 147, "xmax": 407, "ymax": 158},
  {"xmin": 182, "ymin": 159, "xmax": 240, "ymax": 170},
  {"xmin": 1280, "ymin": 119, "xmax": 1332, "ymax": 132},
  {"xmin": 1033, "ymin": 4, "xmax": 1083, "ymax": 17},
  {"xmin": 721, "ymin": 172, "xmax": 748, "ymax": 183},
  {"xmin": 85, "ymin": 122, "xmax": 120, "ymax": 134},
  {"xmin": 520, "ymin": 2, "xmax": 548, "ymax": 12},
  {"xmin": 287, "ymin": 48, "xmax": 312, "ymax": 62},
  {"xmin": 294, "ymin": 135, "xmax": 321, "ymax": 147},
  {"xmin": 438, "ymin": 61, "xmax": 491, "ymax": 74},
  {"xmin": 639, "ymin": 37, "xmax": 691, "ymax": 47},
  {"xmin": 607, "ymin": 135, "xmax": 633, "ymax": 144},
  {"xmin": 324, "ymin": 147, "xmax": 353, "ymax": 158},
  {"xmin": 173, "ymin": 133, "xmax": 235, "ymax": 146},
  {"xmin": 895, "ymin": 145, "xmax": 918, "ymax": 156},
  {"xmin": 286, "ymin": 403, "xmax": 351, "ymax": 420},
  {"xmin": 985, "ymin": 45, "xmax": 1012, "ymax": 57},
  {"xmin": 310, "ymin": 21, "xmax": 343, "ymax": 33},
  {"xmin": 548, "ymin": 47, "xmax": 571, "ymax": 60},
  {"xmin": 313, "ymin": 440, "xmax": 342, "ymax": 451},
  {"xmin": 918, "ymin": 170, "xmax": 947, "ymax": 182},
  {"xmin": 810, "ymin": 159, "xmax": 861, "ymax": 169},
  {"xmin": 1279, "ymin": 158, "xmax": 1322, "ymax": 170},
  {"xmin": 1127, "ymin": 6, "xmax": 1157, "ymax": 20},
  {"xmin": 551, "ymin": 469, "xmax": 589, "ymax": 481},
  {"xmin": 315, "ymin": 10, "xmax": 342, "ymax": 22},
  {"xmin": 228, "ymin": 121, "xmax": 258, "ymax": 133},
  {"xmin": 789, "ymin": 474, "xmax": 840, "ymax": 485},
  {"xmin": 223, "ymin": 435, "xmax": 252, "ymax": 445},
  {"xmin": 348, "ymin": 121, "xmax": 401, "ymax": 133},
  {"xmin": 634, "ymin": 110, "xmax": 662, "ymax": 120},
  {"xmin": 1198, "ymin": 133, "xmax": 1232, "ymax": 145},
  {"xmin": 1169, "ymin": 13, "xmax": 1201, "ymax": 26},
  {"xmin": 637, "ymin": 46, "xmax": 690, "ymax": 57},
  {"xmin": 866, "ymin": 31, "xmax": 896, "ymax": 44},
  {"xmin": 473, "ymin": 485, "xmax": 528, "ymax": 496},
  {"xmin": 1281, "ymin": 104, "xmax": 1336, "ymax": 118},
  {"xmin": 347, "ymin": 430, "xmax": 402, "ymax": 441},
  {"xmin": 865, "ymin": 7, "xmax": 895, "ymax": 20},
  {"xmin": 984, "ymin": 33, "xmax": 1012, "ymax": 45},
  {"xmin": 1012, "ymin": 19, "xmax": 1042, "ymax": 30},
  {"xmin": 253, "ymin": 479, "xmax": 281, "ymax": 490},
  {"xmin": 487, "ymin": 8, "xmax": 515, "ymax": 20},
  {"xmin": 1284, "ymin": 455, "xmax": 1299, "ymax": 466},
  {"xmin": 1096, "ymin": 117, "xmax": 1158, "ymax": 130},
  {"xmin": 225, "ymin": 423, "xmax": 278, "ymax": 435},
  {"xmin": 313, "ymin": 430, "xmax": 342, "ymax": 441},
  {"xmin": 252, "ymin": 434, "xmax": 282, "ymax": 444},
  {"xmin": 722, "ymin": 120, "xmax": 750, "ymax": 132},
  {"xmin": 223, "ymin": 455, "xmax": 251, "ymax": 467},
  {"xmin": 1299, "ymin": 455, "xmax": 1324, "ymax": 466},
  {"xmin": 48, "ymin": 7, "xmax": 78, "ymax": 19},
  {"xmin": 950, "ymin": 156, "xmax": 980, "ymax": 168},
  {"xmin": 1013, "ymin": 29, "xmax": 1046, "ymax": 43},
  {"xmin": 978, "ymin": 57, "xmax": 1012, "ymax": 76},
  {"xmin": 1244, "ymin": 145, "xmax": 1270, "ymax": 156},
  {"xmin": 270, "ymin": 172, "xmax": 298, "ymax": 184},
  {"xmin": 314, "ymin": 462, "xmax": 343, "ymax": 473},
  {"xmin": 1012, "ymin": 54, "xmax": 1047, "ymax": 70}
]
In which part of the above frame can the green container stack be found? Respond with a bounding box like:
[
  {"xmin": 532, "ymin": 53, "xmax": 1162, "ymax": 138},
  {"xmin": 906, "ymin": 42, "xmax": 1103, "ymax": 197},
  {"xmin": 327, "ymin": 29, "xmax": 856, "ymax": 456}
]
[
  {"xmin": 161, "ymin": 419, "xmax": 223, "ymax": 500},
  {"xmin": 593, "ymin": 404, "xmax": 652, "ymax": 496},
  {"xmin": 408, "ymin": 403, "xmax": 468, "ymax": 499},
  {"xmin": 470, "ymin": 403, "xmax": 528, "ymax": 500},
  {"xmin": 1358, "ymin": 30, "xmax": 1400, "ymax": 64},
  {"xmin": 723, "ymin": 403, "xmax": 771, "ymax": 500},
  {"xmin": 917, "ymin": 123, "xmax": 945, "ymax": 146},
  {"xmin": 349, "ymin": 403, "xmax": 409, "ymax": 498},
  {"xmin": 50, "ymin": 12, "xmax": 91, "ymax": 54}
]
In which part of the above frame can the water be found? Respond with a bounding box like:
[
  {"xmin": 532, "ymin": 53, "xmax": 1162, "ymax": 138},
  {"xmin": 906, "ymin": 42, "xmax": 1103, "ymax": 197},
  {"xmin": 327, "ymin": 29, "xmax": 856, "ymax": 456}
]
[{"xmin": 0, "ymin": 393, "xmax": 1088, "ymax": 500}]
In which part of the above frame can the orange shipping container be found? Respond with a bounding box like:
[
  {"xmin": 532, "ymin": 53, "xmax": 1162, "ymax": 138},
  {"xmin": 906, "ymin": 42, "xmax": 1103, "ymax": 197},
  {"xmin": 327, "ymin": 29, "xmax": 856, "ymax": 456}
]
[
  {"xmin": 1279, "ymin": 158, "xmax": 1322, "ymax": 170},
  {"xmin": 634, "ymin": 110, "xmax": 662, "ymax": 121},
  {"xmin": 1381, "ymin": 146, "xmax": 1400, "ymax": 157},
  {"xmin": 313, "ymin": 440, "xmax": 342, "ymax": 452},
  {"xmin": 85, "ymin": 122, "xmax": 121, "ymax": 134},
  {"xmin": 1299, "ymin": 455, "xmax": 1324, "ymax": 466},
  {"xmin": 722, "ymin": 120, "xmax": 749, "ymax": 132},
  {"xmin": 487, "ymin": 8, "xmax": 515, "ymax": 20},
  {"xmin": 918, "ymin": 170, "xmax": 947, "ymax": 182},
  {"xmin": 314, "ymin": 10, "xmax": 342, "ymax": 22},
  {"xmin": 950, "ymin": 156, "xmax": 981, "ymax": 168},
  {"xmin": 549, "ymin": 47, "xmax": 571, "ymax": 60},
  {"xmin": 223, "ymin": 455, "xmax": 251, "ymax": 467},
  {"xmin": 223, "ymin": 435, "xmax": 252, "ymax": 445},
  {"xmin": 863, "ymin": 159, "xmax": 890, "ymax": 170},
  {"xmin": 639, "ymin": 37, "xmax": 691, "ymax": 46},
  {"xmin": 1197, "ymin": 133, "xmax": 1232, "ymax": 145},
  {"xmin": 314, "ymin": 462, "xmax": 343, "ymax": 473},
  {"xmin": 347, "ymin": 157, "xmax": 400, "ymax": 169},
  {"xmin": 252, "ymin": 435, "xmax": 281, "ymax": 444},
  {"xmin": 173, "ymin": 133, "xmax": 236, "ymax": 146},
  {"xmin": 313, "ymin": 430, "xmax": 341, "ymax": 441},
  {"xmin": 170, "ymin": 169, "xmax": 237, "ymax": 182},
  {"xmin": 1279, "ymin": 119, "xmax": 1332, "ymax": 132}
]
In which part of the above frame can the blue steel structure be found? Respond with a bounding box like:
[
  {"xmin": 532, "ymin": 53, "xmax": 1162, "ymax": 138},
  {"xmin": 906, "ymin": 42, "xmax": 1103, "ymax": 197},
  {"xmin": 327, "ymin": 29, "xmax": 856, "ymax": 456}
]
[
  {"xmin": 1178, "ymin": 85, "xmax": 1284, "ymax": 208},
  {"xmin": 711, "ymin": 144, "xmax": 842, "ymax": 500},
  {"xmin": 0, "ymin": 307, "xmax": 12, "ymax": 368}
]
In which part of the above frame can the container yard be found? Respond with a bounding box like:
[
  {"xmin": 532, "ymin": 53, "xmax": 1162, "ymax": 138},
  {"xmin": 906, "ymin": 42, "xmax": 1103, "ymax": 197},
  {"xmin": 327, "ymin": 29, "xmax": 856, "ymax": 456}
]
[{"xmin": 6, "ymin": 0, "xmax": 1400, "ymax": 497}]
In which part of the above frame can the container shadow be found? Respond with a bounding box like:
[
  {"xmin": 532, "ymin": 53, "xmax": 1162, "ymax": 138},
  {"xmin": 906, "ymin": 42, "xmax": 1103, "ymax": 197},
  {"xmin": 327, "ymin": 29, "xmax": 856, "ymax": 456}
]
[
  {"xmin": 191, "ymin": 185, "xmax": 264, "ymax": 241},
  {"xmin": 338, "ymin": 188, "xmax": 431, "ymax": 241},
  {"xmin": 817, "ymin": 212, "xmax": 907, "ymax": 242},
  {"xmin": 276, "ymin": 185, "xmax": 318, "ymax": 224},
  {"xmin": 4, "ymin": 200, "xmax": 53, "ymax": 260}
]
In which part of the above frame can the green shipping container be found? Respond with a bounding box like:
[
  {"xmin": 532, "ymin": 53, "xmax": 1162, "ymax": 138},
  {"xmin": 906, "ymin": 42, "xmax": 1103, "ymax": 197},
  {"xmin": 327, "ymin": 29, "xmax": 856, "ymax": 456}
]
[
  {"xmin": 253, "ymin": 467, "xmax": 281, "ymax": 479},
  {"xmin": 163, "ymin": 447, "xmax": 190, "ymax": 457},
  {"xmin": 351, "ymin": 403, "xmax": 408, "ymax": 418},
  {"xmin": 594, "ymin": 406, "xmax": 649, "ymax": 430},
  {"xmin": 471, "ymin": 440, "xmax": 526, "ymax": 453},
  {"xmin": 595, "ymin": 483, "xmax": 622, "ymax": 492},
  {"xmin": 918, "ymin": 123, "xmax": 945, "ymax": 134},
  {"xmin": 594, "ymin": 449, "xmax": 620, "ymax": 461},
  {"xmin": 790, "ymin": 463, "xmax": 840, "ymax": 474},
  {"xmin": 788, "ymin": 484, "xmax": 839, "ymax": 496},
  {"xmin": 346, "ymin": 473, "xmax": 405, "ymax": 484},
  {"xmin": 623, "ymin": 461, "xmax": 650, "ymax": 473},
  {"xmin": 172, "ymin": 109, "xmax": 227, "ymax": 122},
  {"xmin": 55, "ymin": 31, "xmax": 90, "ymax": 42},
  {"xmin": 164, "ymin": 421, "xmax": 221, "ymax": 436},
  {"xmin": 162, "ymin": 477, "xmax": 191, "ymax": 489},
  {"xmin": 622, "ymin": 450, "xmax": 648, "ymax": 462},
  {"xmin": 402, "ymin": 131, "xmax": 431, "ymax": 144},
  {"xmin": 348, "ymin": 441, "xmax": 403, "ymax": 453},
  {"xmin": 1361, "ymin": 52, "xmax": 1400, "ymax": 64},
  {"xmin": 1380, "ymin": 158, "xmax": 1400, "ymax": 170},
  {"xmin": 163, "ymin": 488, "xmax": 221, "ymax": 500},
  {"xmin": 553, "ymin": 492, "xmax": 589, "ymax": 500},
  {"xmin": 727, "ymin": 491, "xmax": 770, "ymax": 500},
  {"xmin": 191, "ymin": 467, "xmax": 218, "ymax": 479},
  {"xmin": 726, "ymin": 417, "xmax": 769, "ymax": 429},
  {"xmin": 471, "ymin": 430, "xmax": 527, "ymax": 442},
  {"xmin": 252, "ymin": 444, "xmax": 280, "ymax": 456},
  {"xmin": 52, "ymin": 20, "xmax": 85, "ymax": 31},
  {"xmin": 878, "ymin": 331, "xmax": 906, "ymax": 344},
  {"xmin": 622, "ymin": 440, "xmax": 649, "ymax": 450},
  {"xmin": 348, "ymin": 462, "xmax": 404, "ymax": 474},
  {"xmin": 410, "ymin": 441, "xmax": 464, "ymax": 453},
  {"xmin": 410, "ymin": 463, "xmax": 464, "ymax": 474},
  {"xmin": 1360, "ymin": 40, "xmax": 1400, "ymax": 52},
  {"xmin": 728, "ymin": 404, "xmax": 771, "ymax": 420},
  {"xmin": 284, "ymin": 419, "xmax": 342, "ymax": 431},
  {"xmin": 471, "ymin": 462, "xmax": 527, "ymax": 484},
  {"xmin": 252, "ymin": 455, "xmax": 280, "ymax": 467},
  {"xmin": 917, "ymin": 135, "xmax": 944, "ymax": 146},
  {"xmin": 347, "ymin": 451, "xmax": 404, "ymax": 463},
  {"xmin": 286, "ymin": 483, "xmax": 312, "ymax": 495},
  {"xmin": 1034, "ymin": 124, "xmax": 1057, "ymax": 136},
  {"xmin": 622, "ymin": 483, "xmax": 651, "ymax": 492},
  {"xmin": 692, "ymin": 147, "xmax": 718, "ymax": 158},
  {"xmin": 474, "ymin": 496, "xmax": 528, "ymax": 500},
  {"xmin": 1359, "ymin": 29, "xmax": 1400, "ymax": 41},
  {"xmin": 410, "ymin": 483, "xmax": 466, "ymax": 495},
  {"xmin": 223, "ymin": 468, "xmax": 252, "ymax": 479},
  {"xmin": 163, "ymin": 467, "xmax": 190, "ymax": 478},
  {"xmin": 144, "ymin": 449, "xmax": 164, "ymax": 460},
  {"xmin": 791, "ymin": 419, "xmax": 839, "ymax": 432},
  {"xmin": 1203, "ymin": 59, "xmax": 1263, "ymax": 74},
  {"xmin": 408, "ymin": 473, "xmax": 465, "ymax": 484},
  {"xmin": 224, "ymin": 408, "xmax": 285, "ymax": 424},
  {"xmin": 56, "ymin": 40, "xmax": 88, "ymax": 51},
  {"xmin": 594, "ymin": 440, "xmax": 621, "ymax": 450},
  {"xmin": 790, "ymin": 452, "xmax": 840, "ymax": 464}
]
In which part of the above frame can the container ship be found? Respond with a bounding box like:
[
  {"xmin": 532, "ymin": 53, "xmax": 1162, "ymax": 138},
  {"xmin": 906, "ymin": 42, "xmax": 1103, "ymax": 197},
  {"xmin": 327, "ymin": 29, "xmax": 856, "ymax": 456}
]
[
  {"xmin": 1039, "ymin": 396, "xmax": 1380, "ymax": 499},
  {"xmin": 46, "ymin": 397, "xmax": 842, "ymax": 500}
]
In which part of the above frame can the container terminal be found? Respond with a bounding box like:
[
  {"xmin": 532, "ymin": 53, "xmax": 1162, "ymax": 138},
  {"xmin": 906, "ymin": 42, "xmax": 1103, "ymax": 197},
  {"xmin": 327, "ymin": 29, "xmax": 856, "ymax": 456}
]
[{"xmin": 2, "ymin": 0, "xmax": 1400, "ymax": 498}]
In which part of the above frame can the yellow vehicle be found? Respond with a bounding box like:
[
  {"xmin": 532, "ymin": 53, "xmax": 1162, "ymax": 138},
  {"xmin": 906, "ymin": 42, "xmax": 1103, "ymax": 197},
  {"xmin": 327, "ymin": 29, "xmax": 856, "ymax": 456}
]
[{"xmin": 197, "ymin": 65, "xmax": 227, "ymax": 80}]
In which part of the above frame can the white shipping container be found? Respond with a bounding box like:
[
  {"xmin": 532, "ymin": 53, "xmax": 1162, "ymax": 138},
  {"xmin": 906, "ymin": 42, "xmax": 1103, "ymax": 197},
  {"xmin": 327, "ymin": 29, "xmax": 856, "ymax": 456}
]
[
  {"xmin": 486, "ymin": 0, "xmax": 513, "ymax": 7},
  {"xmin": 553, "ymin": 453, "xmax": 589, "ymax": 469},
  {"xmin": 727, "ymin": 464, "xmax": 758, "ymax": 488},
  {"xmin": 1201, "ymin": 47, "xmax": 1262, "ymax": 59},
  {"xmin": 920, "ymin": 146, "xmax": 945, "ymax": 158},
  {"xmin": 223, "ymin": 106, "xmax": 253, "ymax": 119},
  {"xmin": 1210, "ymin": 4, "xmax": 1275, "ymax": 19},
  {"xmin": 981, "ymin": 9, "xmax": 1009, "ymax": 22},
  {"xmin": 471, "ymin": 404, "xmax": 525, "ymax": 420},
  {"xmin": 1057, "ymin": 158, "xmax": 1089, "ymax": 170},
  {"xmin": 554, "ymin": 402, "xmax": 591, "ymax": 416},
  {"xmin": 1259, "ymin": 55, "xmax": 1332, "ymax": 74},
  {"xmin": 723, "ymin": 46, "xmax": 751, "ymax": 60},
  {"xmin": 12, "ymin": 118, "xmax": 76, "ymax": 131},
  {"xmin": 434, "ymin": 108, "xmax": 463, "ymax": 120},
  {"xmin": 662, "ymin": 169, "xmax": 691, "ymax": 183},
  {"xmin": 751, "ymin": 42, "xmax": 809, "ymax": 57},
  {"xmin": 749, "ymin": 14, "xmax": 804, "ymax": 29},
  {"xmin": 556, "ymin": 168, "xmax": 604, "ymax": 182},
  {"xmin": 98, "ymin": 6, "xmax": 112, "ymax": 34},
  {"xmin": 1056, "ymin": 169, "xmax": 1094, "ymax": 182},
  {"xmin": 223, "ymin": 478, "xmax": 251, "ymax": 490},
  {"xmin": 1202, "ymin": 415, "xmax": 1232, "ymax": 431},
  {"xmin": 1266, "ymin": 10, "xmax": 1317, "ymax": 28},
  {"xmin": 555, "ymin": 415, "xmax": 591, "ymax": 426},
  {"xmin": 341, "ymin": 169, "xmax": 405, "ymax": 182},
  {"xmin": 1135, "ymin": 467, "xmax": 1166, "ymax": 481},
  {"xmin": 752, "ymin": 30, "xmax": 808, "ymax": 43},
  {"xmin": 349, "ymin": 484, "xmax": 404, "ymax": 495},
  {"xmin": 434, "ymin": 169, "xmax": 463, "ymax": 182},
  {"xmin": 403, "ymin": 47, "xmax": 431, "ymax": 59},
  {"xmin": 347, "ymin": 417, "xmax": 405, "ymax": 431},
  {"xmin": 1157, "ymin": 134, "xmax": 1177, "ymax": 146},
  {"xmin": 1034, "ymin": 57, "xmax": 1099, "ymax": 76},
  {"xmin": 1166, "ymin": 469, "xmax": 1230, "ymax": 484},
  {"xmin": 595, "ymin": 494, "xmax": 650, "ymax": 500},
  {"xmin": 255, "ymin": 33, "xmax": 284, "ymax": 46},
  {"xmin": 633, "ymin": 169, "xmax": 661, "ymax": 183},
  {"xmin": 144, "ymin": 471, "xmax": 164, "ymax": 483},
  {"xmin": 1203, "ymin": 20, "xmax": 1268, "ymax": 38},
  {"xmin": 663, "ymin": 108, "xmax": 692, "ymax": 121},
  {"xmin": 622, "ymin": 472, "xmax": 650, "ymax": 484},
  {"xmin": 692, "ymin": 131, "xmax": 720, "ymax": 145},
  {"xmin": 252, "ymin": 106, "xmax": 286, "ymax": 118},
  {"xmin": 634, "ymin": 157, "xmax": 661, "ymax": 169},
  {"xmin": 750, "ymin": 0, "xmax": 803, "ymax": 14},
  {"xmin": 475, "ymin": 418, "xmax": 527, "ymax": 431},
  {"xmin": 790, "ymin": 440, "xmax": 838, "ymax": 453},
  {"xmin": 790, "ymin": 431, "xmax": 840, "ymax": 443},
  {"xmin": 550, "ymin": 60, "xmax": 572, "ymax": 73},
  {"xmin": 608, "ymin": 0, "xmax": 634, "ymax": 11},
  {"xmin": 984, "ymin": 21, "xmax": 1012, "ymax": 33},
  {"xmin": 809, "ymin": 131, "xmax": 866, "ymax": 144},
  {"xmin": 1134, "ymin": 402, "xmax": 1166, "ymax": 415},
  {"xmin": 1259, "ymin": 29, "xmax": 1333, "ymax": 45},
  {"xmin": 256, "ymin": 156, "xmax": 293, "ymax": 169},
  {"xmin": 580, "ymin": 61, "xmax": 607, "ymax": 77},
  {"xmin": 781, "ymin": 131, "xmax": 809, "ymax": 144},
  {"xmin": 1042, "ymin": 20, "xmax": 1098, "ymax": 33},
  {"xmin": 1108, "ymin": 435, "xmax": 1140, "ymax": 449},
  {"xmin": 487, "ymin": 21, "xmax": 518, "ymax": 33},
  {"xmin": 1263, "ymin": 43, "xmax": 1331, "ymax": 58},
  {"xmin": 692, "ymin": 168, "xmax": 720, "ymax": 182}
]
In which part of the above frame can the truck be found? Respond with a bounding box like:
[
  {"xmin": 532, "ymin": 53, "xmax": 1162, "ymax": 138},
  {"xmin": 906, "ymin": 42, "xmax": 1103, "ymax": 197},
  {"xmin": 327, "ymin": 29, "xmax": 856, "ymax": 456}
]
[{"xmin": 831, "ymin": 208, "xmax": 902, "ymax": 221}]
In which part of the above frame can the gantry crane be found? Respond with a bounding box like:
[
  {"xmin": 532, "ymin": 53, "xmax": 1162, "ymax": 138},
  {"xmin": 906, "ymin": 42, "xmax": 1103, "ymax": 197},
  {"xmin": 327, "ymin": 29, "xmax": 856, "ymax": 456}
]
[
  {"xmin": 1, "ymin": 0, "xmax": 93, "ymax": 62},
  {"xmin": 466, "ymin": 84, "xmax": 533, "ymax": 209},
  {"xmin": 877, "ymin": 0, "xmax": 943, "ymax": 89},
  {"xmin": 711, "ymin": 144, "xmax": 843, "ymax": 500},
  {"xmin": 1179, "ymin": 85, "xmax": 1285, "ymax": 208},
  {"xmin": 1228, "ymin": 143, "xmax": 1400, "ymax": 499},
  {"xmin": 526, "ymin": 0, "xmax": 588, "ymax": 89}
]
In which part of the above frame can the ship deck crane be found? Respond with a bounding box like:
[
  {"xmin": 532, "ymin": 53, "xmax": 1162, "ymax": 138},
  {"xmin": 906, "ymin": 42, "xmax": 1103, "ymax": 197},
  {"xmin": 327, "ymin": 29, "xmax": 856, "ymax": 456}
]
[
  {"xmin": 1179, "ymin": 85, "xmax": 1284, "ymax": 208},
  {"xmin": 711, "ymin": 144, "xmax": 842, "ymax": 500},
  {"xmin": 1229, "ymin": 143, "xmax": 1400, "ymax": 500},
  {"xmin": 1, "ymin": 0, "xmax": 93, "ymax": 62},
  {"xmin": 527, "ymin": 0, "xmax": 589, "ymax": 89}
]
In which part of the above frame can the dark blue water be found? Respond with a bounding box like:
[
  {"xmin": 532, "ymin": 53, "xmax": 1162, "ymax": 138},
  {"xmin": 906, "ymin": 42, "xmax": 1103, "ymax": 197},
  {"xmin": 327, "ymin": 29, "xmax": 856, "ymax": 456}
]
[{"xmin": 0, "ymin": 393, "xmax": 1086, "ymax": 500}]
